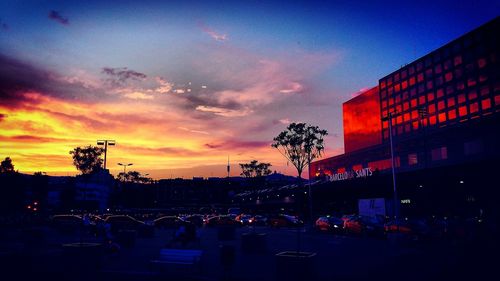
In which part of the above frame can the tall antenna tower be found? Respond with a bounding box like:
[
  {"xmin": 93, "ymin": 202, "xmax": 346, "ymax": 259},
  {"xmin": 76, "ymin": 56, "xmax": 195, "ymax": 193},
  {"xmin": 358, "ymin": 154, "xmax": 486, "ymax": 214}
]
[{"xmin": 227, "ymin": 155, "xmax": 230, "ymax": 178}]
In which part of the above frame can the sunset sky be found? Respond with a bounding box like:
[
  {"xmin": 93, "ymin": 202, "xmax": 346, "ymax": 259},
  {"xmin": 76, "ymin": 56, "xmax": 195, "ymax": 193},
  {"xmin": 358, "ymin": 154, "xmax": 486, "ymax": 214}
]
[{"xmin": 0, "ymin": 1, "xmax": 498, "ymax": 179}]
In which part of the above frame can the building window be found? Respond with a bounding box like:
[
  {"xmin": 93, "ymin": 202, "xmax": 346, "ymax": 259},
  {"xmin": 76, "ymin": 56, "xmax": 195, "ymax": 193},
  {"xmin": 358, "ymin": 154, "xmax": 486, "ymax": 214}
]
[
  {"xmin": 403, "ymin": 102, "xmax": 409, "ymax": 111},
  {"xmin": 438, "ymin": 112, "xmax": 446, "ymax": 123},
  {"xmin": 467, "ymin": 78, "xmax": 477, "ymax": 87},
  {"xmin": 437, "ymin": 88, "xmax": 444, "ymax": 98},
  {"xmin": 447, "ymin": 97, "xmax": 455, "ymax": 107},
  {"xmin": 481, "ymin": 98, "xmax": 491, "ymax": 110},
  {"xmin": 428, "ymin": 92, "xmax": 435, "ymax": 102},
  {"xmin": 408, "ymin": 153, "xmax": 418, "ymax": 165},
  {"xmin": 405, "ymin": 124, "xmax": 411, "ymax": 132},
  {"xmin": 464, "ymin": 140, "xmax": 483, "ymax": 156},
  {"xmin": 418, "ymin": 84, "xmax": 425, "ymax": 94},
  {"xmin": 419, "ymin": 96, "xmax": 426, "ymax": 105},
  {"xmin": 431, "ymin": 147, "xmax": 448, "ymax": 161},
  {"xmin": 436, "ymin": 76, "xmax": 444, "ymax": 86},
  {"xmin": 444, "ymin": 59, "xmax": 452, "ymax": 70},
  {"xmin": 480, "ymin": 86, "xmax": 490, "ymax": 96},
  {"xmin": 409, "ymin": 77, "xmax": 416, "ymax": 86},
  {"xmin": 459, "ymin": 106, "xmax": 468, "ymax": 117},
  {"xmin": 410, "ymin": 88, "xmax": 417, "ymax": 97},
  {"xmin": 468, "ymin": 90, "xmax": 478, "ymax": 101},
  {"xmin": 394, "ymin": 73, "xmax": 400, "ymax": 82},
  {"xmin": 428, "ymin": 103, "xmax": 436, "ymax": 114},
  {"xmin": 434, "ymin": 64, "xmax": 442, "ymax": 74},
  {"xmin": 458, "ymin": 94, "xmax": 466, "ymax": 104},
  {"xmin": 403, "ymin": 112, "xmax": 410, "ymax": 121},
  {"xmin": 445, "ymin": 72, "xmax": 453, "ymax": 82},
  {"xmin": 470, "ymin": 102, "xmax": 479, "ymax": 114},
  {"xmin": 477, "ymin": 58, "xmax": 487, "ymax": 68},
  {"xmin": 438, "ymin": 100, "xmax": 445, "ymax": 111},
  {"xmin": 417, "ymin": 73, "xmax": 424, "ymax": 82},
  {"xmin": 448, "ymin": 109, "xmax": 457, "ymax": 120},
  {"xmin": 409, "ymin": 65, "xmax": 415, "ymax": 75}
]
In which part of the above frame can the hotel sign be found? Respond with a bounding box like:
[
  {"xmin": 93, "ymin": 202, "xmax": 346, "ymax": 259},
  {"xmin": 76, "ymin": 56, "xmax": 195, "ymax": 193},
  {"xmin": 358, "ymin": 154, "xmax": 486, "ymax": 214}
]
[{"xmin": 328, "ymin": 167, "xmax": 373, "ymax": 182}]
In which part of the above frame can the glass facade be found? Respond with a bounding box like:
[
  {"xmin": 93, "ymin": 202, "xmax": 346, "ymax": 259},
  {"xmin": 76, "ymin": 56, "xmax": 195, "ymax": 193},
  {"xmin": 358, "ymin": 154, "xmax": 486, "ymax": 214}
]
[
  {"xmin": 310, "ymin": 17, "xmax": 499, "ymax": 179},
  {"xmin": 379, "ymin": 20, "xmax": 499, "ymax": 142},
  {"xmin": 343, "ymin": 87, "xmax": 382, "ymax": 153}
]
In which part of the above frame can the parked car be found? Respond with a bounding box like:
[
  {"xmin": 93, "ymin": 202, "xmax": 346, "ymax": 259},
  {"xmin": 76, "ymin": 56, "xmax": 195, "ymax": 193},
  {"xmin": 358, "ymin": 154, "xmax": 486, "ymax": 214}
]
[
  {"xmin": 51, "ymin": 214, "xmax": 82, "ymax": 226},
  {"xmin": 104, "ymin": 215, "xmax": 145, "ymax": 232},
  {"xmin": 384, "ymin": 218, "xmax": 431, "ymax": 239},
  {"xmin": 359, "ymin": 216, "xmax": 385, "ymax": 237},
  {"xmin": 343, "ymin": 215, "xmax": 364, "ymax": 234},
  {"xmin": 315, "ymin": 216, "xmax": 344, "ymax": 233},
  {"xmin": 183, "ymin": 214, "xmax": 205, "ymax": 227},
  {"xmin": 205, "ymin": 215, "xmax": 239, "ymax": 227},
  {"xmin": 250, "ymin": 215, "xmax": 268, "ymax": 226},
  {"xmin": 153, "ymin": 216, "xmax": 185, "ymax": 228},
  {"xmin": 235, "ymin": 214, "xmax": 253, "ymax": 225},
  {"xmin": 268, "ymin": 214, "xmax": 303, "ymax": 227}
]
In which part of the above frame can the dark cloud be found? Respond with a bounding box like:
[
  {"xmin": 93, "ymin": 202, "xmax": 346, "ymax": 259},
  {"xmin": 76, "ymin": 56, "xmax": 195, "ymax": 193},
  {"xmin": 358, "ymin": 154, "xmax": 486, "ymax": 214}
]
[
  {"xmin": 48, "ymin": 10, "xmax": 69, "ymax": 25},
  {"xmin": 120, "ymin": 145, "xmax": 194, "ymax": 157},
  {"xmin": 102, "ymin": 67, "xmax": 147, "ymax": 86},
  {"xmin": 0, "ymin": 53, "xmax": 107, "ymax": 107},
  {"xmin": 0, "ymin": 135, "xmax": 81, "ymax": 143},
  {"xmin": 184, "ymin": 93, "xmax": 242, "ymax": 111},
  {"xmin": 205, "ymin": 140, "xmax": 269, "ymax": 150}
]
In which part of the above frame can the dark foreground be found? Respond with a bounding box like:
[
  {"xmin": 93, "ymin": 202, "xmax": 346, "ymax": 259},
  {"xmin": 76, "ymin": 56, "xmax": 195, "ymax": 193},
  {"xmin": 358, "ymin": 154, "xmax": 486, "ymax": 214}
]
[{"xmin": 0, "ymin": 224, "xmax": 498, "ymax": 281}]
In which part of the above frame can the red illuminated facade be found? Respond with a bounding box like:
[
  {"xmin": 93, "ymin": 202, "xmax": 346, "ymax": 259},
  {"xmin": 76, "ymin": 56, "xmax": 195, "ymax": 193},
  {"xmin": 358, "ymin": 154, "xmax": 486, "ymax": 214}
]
[
  {"xmin": 308, "ymin": 17, "xmax": 499, "ymax": 217},
  {"xmin": 311, "ymin": 16, "xmax": 499, "ymax": 187},
  {"xmin": 343, "ymin": 87, "xmax": 382, "ymax": 153}
]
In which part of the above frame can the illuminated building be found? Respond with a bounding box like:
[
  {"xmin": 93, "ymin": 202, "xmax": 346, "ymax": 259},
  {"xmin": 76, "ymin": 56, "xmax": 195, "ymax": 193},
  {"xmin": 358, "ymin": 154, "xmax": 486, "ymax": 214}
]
[{"xmin": 310, "ymin": 17, "xmax": 499, "ymax": 217}]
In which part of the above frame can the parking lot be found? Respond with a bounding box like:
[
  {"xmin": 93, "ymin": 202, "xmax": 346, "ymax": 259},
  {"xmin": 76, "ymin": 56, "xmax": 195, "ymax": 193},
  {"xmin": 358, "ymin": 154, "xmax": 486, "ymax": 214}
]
[{"xmin": 1, "ymin": 218, "xmax": 498, "ymax": 281}]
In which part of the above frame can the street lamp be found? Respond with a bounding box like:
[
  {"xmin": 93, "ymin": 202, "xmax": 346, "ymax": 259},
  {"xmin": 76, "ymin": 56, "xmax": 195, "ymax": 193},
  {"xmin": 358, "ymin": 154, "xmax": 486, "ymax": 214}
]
[
  {"xmin": 117, "ymin": 163, "xmax": 133, "ymax": 174},
  {"xmin": 97, "ymin": 140, "xmax": 116, "ymax": 170},
  {"xmin": 382, "ymin": 111, "xmax": 400, "ymax": 221}
]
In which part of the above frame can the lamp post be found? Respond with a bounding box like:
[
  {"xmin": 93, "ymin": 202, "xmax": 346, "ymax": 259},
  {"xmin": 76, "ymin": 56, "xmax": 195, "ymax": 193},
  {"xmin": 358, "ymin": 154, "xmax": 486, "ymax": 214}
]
[
  {"xmin": 308, "ymin": 158, "xmax": 313, "ymax": 224},
  {"xmin": 97, "ymin": 140, "xmax": 116, "ymax": 170},
  {"xmin": 118, "ymin": 163, "xmax": 133, "ymax": 174},
  {"xmin": 382, "ymin": 112, "xmax": 399, "ymax": 221}
]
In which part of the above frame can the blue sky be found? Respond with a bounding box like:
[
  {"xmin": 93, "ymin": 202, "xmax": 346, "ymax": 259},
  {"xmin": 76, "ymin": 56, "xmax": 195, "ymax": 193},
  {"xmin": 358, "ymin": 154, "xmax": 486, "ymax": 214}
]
[{"xmin": 0, "ymin": 0, "xmax": 498, "ymax": 177}]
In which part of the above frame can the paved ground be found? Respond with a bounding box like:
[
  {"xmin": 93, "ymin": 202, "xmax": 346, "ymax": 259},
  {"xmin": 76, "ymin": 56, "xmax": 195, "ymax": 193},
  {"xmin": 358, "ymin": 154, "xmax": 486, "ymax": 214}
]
[{"xmin": 0, "ymin": 225, "xmax": 498, "ymax": 281}]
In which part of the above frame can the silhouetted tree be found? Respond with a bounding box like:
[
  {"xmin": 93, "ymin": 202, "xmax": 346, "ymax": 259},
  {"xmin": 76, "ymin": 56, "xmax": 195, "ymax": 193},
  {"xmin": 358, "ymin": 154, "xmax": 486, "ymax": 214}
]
[
  {"xmin": 0, "ymin": 157, "xmax": 15, "ymax": 173},
  {"xmin": 271, "ymin": 122, "xmax": 328, "ymax": 179},
  {"xmin": 239, "ymin": 160, "xmax": 272, "ymax": 178},
  {"xmin": 118, "ymin": 170, "xmax": 152, "ymax": 184},
  {"xmin": 69, "ymin": 146, "xmax": 104, "ymax": 174},
  {"xmin": 0, "ymin": 158, "xmax": 23, "ymax": 213}
]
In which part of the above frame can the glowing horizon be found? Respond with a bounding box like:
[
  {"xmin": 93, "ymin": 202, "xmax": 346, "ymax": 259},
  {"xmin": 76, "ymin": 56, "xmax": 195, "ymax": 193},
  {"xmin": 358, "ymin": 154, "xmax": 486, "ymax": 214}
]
[{"xmin": 1, "ymin": 1, "xmax": 497, "ymax": 179}]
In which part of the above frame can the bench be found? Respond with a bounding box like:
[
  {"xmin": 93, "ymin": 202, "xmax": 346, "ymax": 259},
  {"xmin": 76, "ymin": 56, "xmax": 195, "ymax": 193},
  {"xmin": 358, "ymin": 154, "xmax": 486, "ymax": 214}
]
[{"xmin": 150, "ymin": 248, "xmax": 203, "ymax": 275}]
